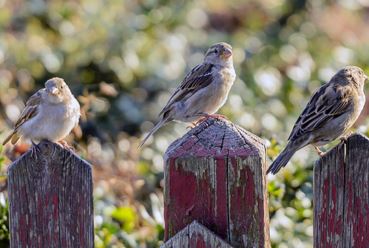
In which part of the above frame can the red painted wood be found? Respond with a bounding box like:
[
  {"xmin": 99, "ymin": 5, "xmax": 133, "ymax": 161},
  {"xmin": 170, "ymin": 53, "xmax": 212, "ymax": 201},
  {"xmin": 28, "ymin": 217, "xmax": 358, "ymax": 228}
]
[
  {"xmin": 314, "ymin": 134, "xmax": 369, "ymax": 248},
  {"xmin": 165, "ymin": 157, "xmax": 228, "ymax": 240},
  {"xmin": 164, "ymin": 118, "xmax": 270, "ymax": 248},
  {"xmin": 8, "ymin": 141, "xmax": 94, "ymax": 248}
]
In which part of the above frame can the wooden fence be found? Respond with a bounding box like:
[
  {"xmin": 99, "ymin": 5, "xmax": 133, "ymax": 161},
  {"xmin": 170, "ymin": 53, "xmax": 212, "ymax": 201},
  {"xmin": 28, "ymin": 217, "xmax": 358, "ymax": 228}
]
[
  {"xmin": 162, "ymin": 118, "xmax": 270, "ymax": 248},
  {"xmin": 5, "ymin": 119, "xmax": 369, "ymax": 247},
  {"xmin": 7, "ymin": 141, "xmax": 93, "ymax": 247},
  {"xmin": 314, "ymin": 134, "xmax": 369, "ymax": 248}
]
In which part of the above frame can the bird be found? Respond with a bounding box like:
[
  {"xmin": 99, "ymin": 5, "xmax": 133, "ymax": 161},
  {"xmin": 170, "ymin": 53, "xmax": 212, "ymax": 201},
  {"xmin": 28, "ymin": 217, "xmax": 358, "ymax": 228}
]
[
  {"xmin": 139, "ymin": 42, "xmax": 236, "ymax": 147},
  {"xmin": 267, "ymin": 66, "xmax": 368, "ymax": 175},
  {"xmin": 2, "ymin": 77, "xmax": 81, "ymax": 151}
]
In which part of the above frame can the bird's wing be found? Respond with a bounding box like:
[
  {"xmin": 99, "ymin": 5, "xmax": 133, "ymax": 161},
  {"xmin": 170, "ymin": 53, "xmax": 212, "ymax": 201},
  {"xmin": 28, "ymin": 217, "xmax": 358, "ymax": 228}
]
[
  {"xmin": 288, "ymin": 83, "xmax": 353, "ymax": 142},
  {"xmin": 13, "ymin": 89, "xmax": 44, "ymax": 130},
  {"xmin": 159, "ymin": 63, "xmax": 214, "ymax": 117}
]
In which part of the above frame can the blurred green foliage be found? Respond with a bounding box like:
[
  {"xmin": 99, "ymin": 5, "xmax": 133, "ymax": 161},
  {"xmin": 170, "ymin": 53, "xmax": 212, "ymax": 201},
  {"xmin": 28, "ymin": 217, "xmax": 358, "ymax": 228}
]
[
  {"xmin": 0, "ymin": 0, "xmax": 369, "ymax": 247},
  {"xmin": 0, "ymin": 145, "xmax": 8, "ymax": 246}
]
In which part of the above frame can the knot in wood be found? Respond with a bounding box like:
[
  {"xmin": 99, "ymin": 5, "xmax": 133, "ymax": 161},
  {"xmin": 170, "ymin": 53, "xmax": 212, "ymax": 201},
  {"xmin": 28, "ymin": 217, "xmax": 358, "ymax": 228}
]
[{"xmin": 165, "ymin": 117, "xmax": 265, "ymax": 159}]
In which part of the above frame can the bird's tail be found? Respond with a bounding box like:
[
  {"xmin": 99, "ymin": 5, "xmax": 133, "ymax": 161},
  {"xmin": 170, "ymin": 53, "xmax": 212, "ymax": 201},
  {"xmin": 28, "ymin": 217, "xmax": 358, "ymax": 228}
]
[
  {"xmin": 139, "ymin": 118, "xmax": 169, "ymax": 148},
  {"xmin": 2, "ymin": 131, "xmax": 19, "ymax": 146},
  {"xmin": 267, "ymin": 146, "xmax": 296, "ymax": 175}
]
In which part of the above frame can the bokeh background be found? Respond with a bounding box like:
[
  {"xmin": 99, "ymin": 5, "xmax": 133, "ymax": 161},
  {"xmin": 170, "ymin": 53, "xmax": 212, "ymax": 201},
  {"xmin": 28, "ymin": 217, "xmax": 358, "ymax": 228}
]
[{"xmin": 0, "ymin": 0, "xmax": 369, "ymax": 247}]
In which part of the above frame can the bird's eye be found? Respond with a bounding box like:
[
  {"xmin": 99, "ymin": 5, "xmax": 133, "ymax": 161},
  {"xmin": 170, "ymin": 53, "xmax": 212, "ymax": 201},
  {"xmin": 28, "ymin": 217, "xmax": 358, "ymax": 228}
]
[{"xmin": 214, "ymin": 49, "xmax": 218, "ymax": 54}]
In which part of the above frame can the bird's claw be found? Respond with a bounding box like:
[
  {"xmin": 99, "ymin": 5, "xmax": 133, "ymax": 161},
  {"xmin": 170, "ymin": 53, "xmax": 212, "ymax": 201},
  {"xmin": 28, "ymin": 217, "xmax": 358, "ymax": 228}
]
[
  {"xmin": 58, "ymin": 140, "xmax": 75, "ymax": 152},
  {"xmin": 192, "ymin": 113, "xmax": 228, "ymax": 126},
  {"xmin": 193, "ymin": 117, "xmax": 207, "ymax": 126},
  {"xmin": 187, "ymin": 123, "xmax": 196, "ymax": 129},
  {"xmin": 339, "ymin": 136, "xmax": 348, "ymax": 144},
  {"xmin": 206, "ymin": 113, "xmax": 227, "ymax": 120},
  {"xmin": 313, "ymin": 146, "xmax": 326, "ymax": 157},
  {"xmin": 340, "ymin": 131, "xmax": 353, "ymax": 144}
]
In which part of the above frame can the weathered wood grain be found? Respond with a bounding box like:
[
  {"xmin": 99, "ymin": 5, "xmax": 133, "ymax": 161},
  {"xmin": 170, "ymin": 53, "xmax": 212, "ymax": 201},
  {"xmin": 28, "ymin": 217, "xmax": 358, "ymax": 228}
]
[
  {"xmin": 8, "ymin": 141, "xmax": 94, "ymax": 248},
  {"xmin": 314, "ymin": 134, "xmax": 369, "ymax": 248},
  {"xmin": 161, "ymin": 220, "xmax": 233, "ymax": 248},
  {"xmin": 164, "ymin": 117, "xmax": 270, "ymax": 248}
]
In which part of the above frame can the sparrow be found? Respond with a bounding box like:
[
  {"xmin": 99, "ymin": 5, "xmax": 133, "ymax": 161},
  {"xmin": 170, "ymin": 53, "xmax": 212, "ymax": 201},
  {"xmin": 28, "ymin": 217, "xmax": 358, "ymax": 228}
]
[
  {"xmin": 2, "ymin": 77, "xmax": 81, "ymax": 149},
  {"xmin": 140, "ymin": 42, "xmax": 236, "ymax": 147},
  {"xmin": 267, "ymin": 66, "xmax": 368, "ymax": 175}
]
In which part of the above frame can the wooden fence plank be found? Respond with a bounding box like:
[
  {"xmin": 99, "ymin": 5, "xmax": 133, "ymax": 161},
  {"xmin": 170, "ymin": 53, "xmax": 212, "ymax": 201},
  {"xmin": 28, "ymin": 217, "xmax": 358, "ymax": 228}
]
[
  {"xmin": 163, "ymin": 117, "xmax": 270, "ymax": 248},
  {"xmin": 314, "ymin": 134, "xmax": 369, "ymax": 248},
  {"xmin": 8, "ymin": 141, "xmax": 94, "ymax": 248}
]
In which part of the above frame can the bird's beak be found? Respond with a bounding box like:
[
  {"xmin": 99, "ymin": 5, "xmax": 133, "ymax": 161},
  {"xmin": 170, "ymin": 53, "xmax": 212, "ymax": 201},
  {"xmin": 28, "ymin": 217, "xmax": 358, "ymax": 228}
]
[
  {"xmin": 221, "ymin": 48, "xmax": 232, "ymax": 59},
  {"xmin": 49, "ymin": 87, "xmax": 59, "ymax": 95}
]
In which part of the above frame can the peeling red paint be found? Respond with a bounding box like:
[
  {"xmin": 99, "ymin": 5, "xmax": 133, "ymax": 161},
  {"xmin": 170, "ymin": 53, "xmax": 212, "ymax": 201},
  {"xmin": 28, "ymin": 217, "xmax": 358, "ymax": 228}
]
[
  {"xmin": 165, "ymin": 157, "xmax": 228, "ymax": 241},
  {"xmin": 8, "ymin": 141, "xmax": 94, "ymax": 247},
  {"xmin": 314, "ymin": 134, "xmax": 369, "ymax": 248},
  {"xmin": 164, "ymin": 118, "xmax": 270, "ymax": 248},
  {"xmin": 190, "ymin": 234, "xmax": 207, "ymax": 248}
]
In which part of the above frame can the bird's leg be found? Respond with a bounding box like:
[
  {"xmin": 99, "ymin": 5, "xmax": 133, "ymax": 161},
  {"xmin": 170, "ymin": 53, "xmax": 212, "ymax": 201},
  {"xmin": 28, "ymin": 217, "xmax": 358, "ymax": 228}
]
[
  {"xmin": 186, "ymin": 123, "xmax": 196, "ymax": 129},
  {"xmin": 340, "ymin": 131, "xmax": 353, "ymax": 144},
  {"xmin": 313, "ymin": 145, "xmax": 325, "ymax": 157},
  {"xmin": 189, "ymin": 112, "xmax": 208, "ymax": 126},
  {"xmin": 58, "ymin": 140, "xmax": 75, "ymax": 151},
  {"xmin": 339, "ymin": 136, "xmax": 348, "ymax": 144},
  {"xmin": 192, "ymin": 112, "xmax": 228, "ymax": 126},
  {"xmin": 198, "ymin": 112, "xmax": 227, "ymax": 120},
  {"xmin": 193, "ymin": 117, "xmax": 207, "ymax": 126},
  {"xmin": 205, "ymin": 113, "xmax": 227, "ymax": 120}
]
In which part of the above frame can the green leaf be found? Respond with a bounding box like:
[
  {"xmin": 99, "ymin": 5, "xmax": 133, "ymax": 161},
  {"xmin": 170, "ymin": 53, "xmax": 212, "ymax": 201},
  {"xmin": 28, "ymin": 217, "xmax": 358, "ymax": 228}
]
[{"xmin": 111, "ymin": 206, "xmax": 137, "ymax": 233}]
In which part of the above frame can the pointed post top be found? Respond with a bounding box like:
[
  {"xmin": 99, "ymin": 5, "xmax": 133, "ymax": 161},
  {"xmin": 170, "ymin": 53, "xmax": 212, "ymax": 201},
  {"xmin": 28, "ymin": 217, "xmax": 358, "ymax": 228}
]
[
  {"xmin": 165, "ymin": 117, "xmax": 265, "ymax": 159},
  {"xmin": 7, "ymin": 140, "xmax": 94, "ymax": 247},
  {"xmin": 8, "ymin": 140, "xmax": 88, "ymax": 173},
  {"xmin": 161, "ymin": 220, "xmax": 233, "ymax": 248},
  {"xmin": 163, "ymin": 118, "xmax": 270, "ymax": 247}
]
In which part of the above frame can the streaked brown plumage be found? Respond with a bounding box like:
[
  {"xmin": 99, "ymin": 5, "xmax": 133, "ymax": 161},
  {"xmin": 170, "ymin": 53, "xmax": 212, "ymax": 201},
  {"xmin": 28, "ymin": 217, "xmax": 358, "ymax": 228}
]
[
  {"xmin": 140, "ymin": 42, "xmax": 236, "ymax": 147},
  {"xmin": 267, "ymin": 66, "xmax": 368, "ymax": 175}
]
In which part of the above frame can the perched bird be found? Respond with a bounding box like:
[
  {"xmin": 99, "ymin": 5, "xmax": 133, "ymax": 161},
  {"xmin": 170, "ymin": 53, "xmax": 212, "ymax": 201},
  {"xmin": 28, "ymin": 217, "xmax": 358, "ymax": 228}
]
[
  {"xmin": 140, "ymin": 42, "xmax": 236, "ymax": 147},
  {"xmin": 2, "ymin": 77, "xmax": 81, "ymax": 149},
  {"xmin": 267, "ymin": 66, "xmax": 368, "ymax": 175}
]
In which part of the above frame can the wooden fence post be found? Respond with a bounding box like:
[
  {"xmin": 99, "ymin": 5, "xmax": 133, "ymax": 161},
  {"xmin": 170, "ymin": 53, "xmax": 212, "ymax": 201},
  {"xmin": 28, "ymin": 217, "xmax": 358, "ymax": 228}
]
[
  {"xmin": 314, "ymin": 133, "xmax": 369, "ymax": 248},
  {"xmin": 7, "ymin": 141, "xmax": 94, "ymax": 248},
  {"xmin": 162, "ymin": 117, "xmax": 270, "ymax": 248}
]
